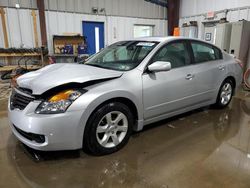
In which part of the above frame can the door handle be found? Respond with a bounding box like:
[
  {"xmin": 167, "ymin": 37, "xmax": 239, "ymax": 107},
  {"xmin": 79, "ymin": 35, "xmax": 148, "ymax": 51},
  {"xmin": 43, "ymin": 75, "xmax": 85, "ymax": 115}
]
[
  {"xmin": 185, "ymin": 74, "xmax": 194, "ymax": 80},
  {"xmin": 218, "ymin": 65, "xmax": 225, "ymax": 70}
]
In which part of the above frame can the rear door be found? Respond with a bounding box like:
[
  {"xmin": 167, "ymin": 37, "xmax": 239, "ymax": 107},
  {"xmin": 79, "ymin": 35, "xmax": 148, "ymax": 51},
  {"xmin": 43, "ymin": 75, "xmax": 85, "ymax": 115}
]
[{"xmin": 188, "ymin": 40, "xmax": 225, "ymax": 101}]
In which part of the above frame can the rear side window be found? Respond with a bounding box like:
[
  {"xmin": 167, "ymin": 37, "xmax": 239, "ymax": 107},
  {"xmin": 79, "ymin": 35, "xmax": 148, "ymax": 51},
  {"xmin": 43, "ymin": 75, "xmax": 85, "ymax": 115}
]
[
  {"xmin": 191, "ymin": 42, "xmax": 222, "ymax": 63},
  {"xmin": 151, "ymin": 42, "xmax": 191, "ymax": 69}
]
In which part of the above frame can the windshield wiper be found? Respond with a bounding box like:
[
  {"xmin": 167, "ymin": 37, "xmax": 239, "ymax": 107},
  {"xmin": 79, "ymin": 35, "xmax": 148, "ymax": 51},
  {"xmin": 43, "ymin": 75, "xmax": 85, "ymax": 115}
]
[
  {"xmin": 85, "ymin": 64, "xmax": 104, "ymax": 68},
  {"xmin": 85, "ymin": 63, "xmax": 120, "ymax": 71}
]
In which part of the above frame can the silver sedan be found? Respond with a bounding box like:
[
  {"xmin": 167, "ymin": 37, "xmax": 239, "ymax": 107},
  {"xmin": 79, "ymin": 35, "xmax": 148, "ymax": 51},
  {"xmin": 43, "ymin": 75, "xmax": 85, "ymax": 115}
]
[{"xmin": 8, "ymin": 37, "xmax": 242, "ymax": 155}]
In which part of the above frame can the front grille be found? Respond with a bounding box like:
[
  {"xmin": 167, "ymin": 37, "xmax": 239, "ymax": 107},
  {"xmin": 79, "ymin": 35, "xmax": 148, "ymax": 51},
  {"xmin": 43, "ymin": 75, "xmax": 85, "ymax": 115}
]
[
  {"xmin": 13, "ymin": 124, "xmax": 45, "ymax": 143},
  {"xmin": 10, "ymin": 89, "xmax": 34, "ymax": 110}
]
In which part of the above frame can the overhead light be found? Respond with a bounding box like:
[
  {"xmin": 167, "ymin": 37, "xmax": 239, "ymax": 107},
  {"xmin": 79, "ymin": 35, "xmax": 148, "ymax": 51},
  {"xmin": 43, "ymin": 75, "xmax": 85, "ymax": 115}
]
[{"xmin": 15, "ymin": 3, "xmax": 20, "ymax": 9}]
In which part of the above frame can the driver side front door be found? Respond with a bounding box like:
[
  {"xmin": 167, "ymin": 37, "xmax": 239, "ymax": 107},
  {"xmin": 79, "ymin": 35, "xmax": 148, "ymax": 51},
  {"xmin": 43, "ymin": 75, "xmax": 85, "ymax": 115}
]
[{"xmin": 142, "ymin": 41, "xmax": 198, "ymax": 121}]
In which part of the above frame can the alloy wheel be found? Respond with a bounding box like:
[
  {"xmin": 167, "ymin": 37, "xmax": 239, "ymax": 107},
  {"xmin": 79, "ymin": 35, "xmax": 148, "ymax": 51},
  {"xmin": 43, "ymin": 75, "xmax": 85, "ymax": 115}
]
[
  {"xmin": 96, "ymin": 111, "xmax": 128, "ymax": 148},
  {"xmin": 220, "ymin": 83, "xmax": 232, "ymax": 105}
]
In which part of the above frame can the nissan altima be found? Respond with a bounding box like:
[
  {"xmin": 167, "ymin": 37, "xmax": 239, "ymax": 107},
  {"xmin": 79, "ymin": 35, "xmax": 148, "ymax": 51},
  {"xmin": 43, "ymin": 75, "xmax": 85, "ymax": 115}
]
[{"xmin": 8, "ymin": 37, "xmax": 242, "ymax": 155}]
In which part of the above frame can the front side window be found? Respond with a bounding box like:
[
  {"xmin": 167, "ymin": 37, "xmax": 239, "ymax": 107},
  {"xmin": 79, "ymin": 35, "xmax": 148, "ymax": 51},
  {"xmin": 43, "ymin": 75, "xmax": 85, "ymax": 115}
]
[
  {"xmin": 191, "ymin": 42, "xmax": 221, "ymax": 63},
  {"xmin": 151, "ymin": 41, "xmax": 191, "ymax": 69},
  {"xmin": 85, "ymin": 41, "xmax": 158, "ymax": 71}
]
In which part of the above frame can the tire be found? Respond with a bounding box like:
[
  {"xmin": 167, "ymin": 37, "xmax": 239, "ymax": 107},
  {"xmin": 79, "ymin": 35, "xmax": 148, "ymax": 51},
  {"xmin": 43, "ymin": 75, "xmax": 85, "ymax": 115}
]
[
  {"xmin": 215, "ymin": 79, "xmax": 234, "ymax": 108},
  {"xmin": 83, "ymin": 102, "xmax": 133, "ymax": 156}
]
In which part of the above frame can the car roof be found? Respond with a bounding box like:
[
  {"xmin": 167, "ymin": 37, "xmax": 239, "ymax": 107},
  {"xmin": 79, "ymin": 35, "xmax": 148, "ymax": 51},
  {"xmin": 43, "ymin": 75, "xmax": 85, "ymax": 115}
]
[
  {"xmin": 129, "ymin": 36, "xmax": 173, "ymax": 42},
  {"xmin": 129, "ymin": 36, "xmax": 221, "ymax": 49},
  {"xmin": 129, "ymin": 36, "xmax": 188, "ymax": 42},
  {"xmin": 130, "ymin": 36, "xmax": 207, "ymax": 43}
]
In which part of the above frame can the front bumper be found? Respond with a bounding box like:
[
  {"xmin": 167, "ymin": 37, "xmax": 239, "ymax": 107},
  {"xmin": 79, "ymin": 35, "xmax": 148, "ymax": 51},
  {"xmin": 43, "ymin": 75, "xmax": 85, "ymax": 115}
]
[{"xmin": 8, "ymin": 99, "xmax": 85, "ymax": 151}]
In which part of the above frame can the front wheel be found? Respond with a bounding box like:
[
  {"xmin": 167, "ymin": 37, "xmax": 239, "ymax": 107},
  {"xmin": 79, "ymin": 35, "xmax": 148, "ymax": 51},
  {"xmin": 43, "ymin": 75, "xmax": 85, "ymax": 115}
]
[
  {"xmin": 83, "ymin": 102, "xmax": 133, "ymax": 155},
  {"xmin": 215, "ymin": 79, "xmax": 234, "ymax": 108}
]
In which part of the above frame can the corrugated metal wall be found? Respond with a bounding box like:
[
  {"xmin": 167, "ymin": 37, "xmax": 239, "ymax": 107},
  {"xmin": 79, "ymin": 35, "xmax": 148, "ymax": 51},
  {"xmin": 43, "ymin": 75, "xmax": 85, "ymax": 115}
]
[
  {"xmin": 45, "ymin": 10, "xmax": 168, "ymax": 53},
  {"xmin": 0, "ymin": 1, "xmax": 168, "ymax": 52},
  {"xmin": 179, "ymin": 0, "xmax": 250, "ymax": 39},
  {"xmin": 179, "ymin": 8, "xmax": 250, "ymax": 39},
  {"xmin": 0, "ymin": 0, "xmax": 37, "ymax": 9},
  {"xmin": 0, "ymin": 8, "xmax": 167, "ymax": 50},
  {"xmin": 180, "ymin": 0, "xmax": 250, "ymax": 17},
  {"xmin": 45, "ymin": 0, "xmax": 166, "ymax": 19},
  {"xmin": 0, "ymin": 0, "xmax": 167, "ymax": 19}
]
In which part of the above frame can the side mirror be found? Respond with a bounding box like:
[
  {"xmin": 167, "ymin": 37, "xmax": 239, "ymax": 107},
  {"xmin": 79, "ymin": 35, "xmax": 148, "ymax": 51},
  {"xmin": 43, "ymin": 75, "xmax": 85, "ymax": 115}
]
[{"xmin": 148, "ymin": 61, "xmax": 171, "ymax": 72}]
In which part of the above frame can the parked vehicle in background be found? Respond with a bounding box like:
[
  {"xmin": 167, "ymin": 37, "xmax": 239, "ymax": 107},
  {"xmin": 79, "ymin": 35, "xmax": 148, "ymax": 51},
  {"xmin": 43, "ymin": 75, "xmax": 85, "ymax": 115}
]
[{"xmin": 8, "ymin": 37, "xmax": 242, "ymax": 155}]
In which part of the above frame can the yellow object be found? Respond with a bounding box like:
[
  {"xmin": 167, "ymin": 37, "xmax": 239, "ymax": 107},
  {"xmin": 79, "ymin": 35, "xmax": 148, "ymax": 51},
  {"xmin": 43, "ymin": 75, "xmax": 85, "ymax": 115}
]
[{"xmin": 49, "ymin": 90, "xmax": 74, "ymax": 102}]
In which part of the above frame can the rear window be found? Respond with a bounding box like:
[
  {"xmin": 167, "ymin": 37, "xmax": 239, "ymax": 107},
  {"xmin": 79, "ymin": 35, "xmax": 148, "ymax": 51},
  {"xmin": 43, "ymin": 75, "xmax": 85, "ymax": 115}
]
[{"xmin": 191, "ymin": 42, "xmax": 222, "ymax": 63}]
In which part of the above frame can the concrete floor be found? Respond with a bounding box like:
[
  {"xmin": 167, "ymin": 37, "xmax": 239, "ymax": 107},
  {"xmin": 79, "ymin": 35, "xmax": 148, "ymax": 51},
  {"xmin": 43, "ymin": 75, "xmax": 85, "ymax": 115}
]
[{"xmin": 1, "ymin": 90, "xmax": 250, "ymax": 188}]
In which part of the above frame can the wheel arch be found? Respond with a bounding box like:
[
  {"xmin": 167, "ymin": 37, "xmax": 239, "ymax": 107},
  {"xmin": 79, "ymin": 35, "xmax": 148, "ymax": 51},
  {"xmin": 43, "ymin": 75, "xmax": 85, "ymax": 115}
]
[
  {"xmin": 214, "ymin": 75, "xmax": 236, "ymax": 108},
  {"xmin": 225, "ymin": 76, "xmax": 236, "ymax": 89},
  {"xmin": 86, "ymin": 97, "xmax": 139, "ymax": 129},
  {"xmin": 222, "ymin": 76, "xmax": 236, "ymax": 97},
  {"xmin": 216, "ymin": 76, "xmax": 236, "ymax": 97},
  {"xmin": 82, "ymin": 97, "xmax": 139, "ymax": 155}
]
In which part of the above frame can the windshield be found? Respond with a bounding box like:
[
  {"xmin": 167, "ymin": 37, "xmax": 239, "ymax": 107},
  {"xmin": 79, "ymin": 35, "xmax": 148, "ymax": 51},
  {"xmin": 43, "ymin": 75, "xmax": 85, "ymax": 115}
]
[{"xmin": 84, "ymin": 41, "xmax": 159, "ymax": 71}]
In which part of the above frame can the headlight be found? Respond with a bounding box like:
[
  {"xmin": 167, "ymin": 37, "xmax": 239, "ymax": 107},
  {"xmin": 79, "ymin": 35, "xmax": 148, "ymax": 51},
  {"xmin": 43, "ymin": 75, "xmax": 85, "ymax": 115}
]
[{"xmin": 35, "ymin": 89, "xmax": 86, "ymax": 114}]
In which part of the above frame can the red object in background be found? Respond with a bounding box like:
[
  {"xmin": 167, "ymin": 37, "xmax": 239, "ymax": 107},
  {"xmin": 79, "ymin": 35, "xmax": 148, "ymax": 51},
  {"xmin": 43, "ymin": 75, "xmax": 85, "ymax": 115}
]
[
  {"xmin": 207, "ymin": 11, "xmax": 215, "ymax": 19},
  {"xmin": 167, "ymin": 0, "xmax": 180, "ymax": 36},
  {"xmin": 48, "ymin": 56, "xmax": 56, "ymax": 64},
  {"xmin": 173, "ymin": 27, "xmax": 180, "ymax": 36}
]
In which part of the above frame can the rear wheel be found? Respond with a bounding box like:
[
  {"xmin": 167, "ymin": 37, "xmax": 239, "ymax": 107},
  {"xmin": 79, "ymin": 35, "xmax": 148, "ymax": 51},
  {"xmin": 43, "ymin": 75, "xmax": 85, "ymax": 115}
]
[
  {"xmin": 83, "ymin": 102, "xmax": 133, "ymax": 155},
  {"xmin": 215, "ymin": 79, "xmax": 234, "ymax": 108}
]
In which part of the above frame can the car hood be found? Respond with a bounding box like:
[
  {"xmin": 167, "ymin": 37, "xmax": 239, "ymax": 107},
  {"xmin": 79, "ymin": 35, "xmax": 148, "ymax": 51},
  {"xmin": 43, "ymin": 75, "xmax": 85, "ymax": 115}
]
[{"xmin": 17, "ymin": 63, "xmax": 123, "ymax": 95}]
